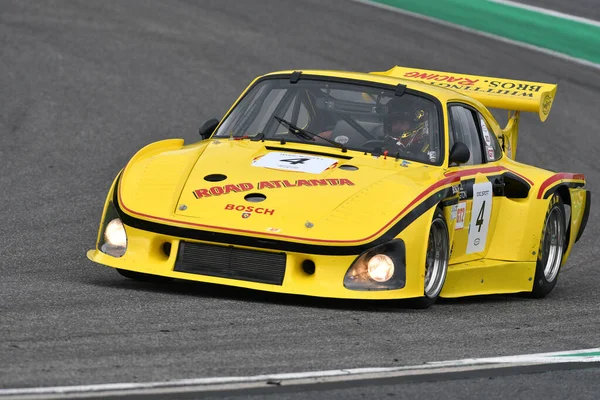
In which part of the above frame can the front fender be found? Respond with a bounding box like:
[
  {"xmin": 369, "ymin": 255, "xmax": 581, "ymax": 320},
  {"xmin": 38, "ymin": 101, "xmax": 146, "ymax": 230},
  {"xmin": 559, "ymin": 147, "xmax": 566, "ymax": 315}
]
[
  {"xmin": 396, "ymin": 203, "xmax": 443, "ymax": 295},
  {"xmin": 94, "ymin": 171, "xmax": 122, "ymax": 248}
]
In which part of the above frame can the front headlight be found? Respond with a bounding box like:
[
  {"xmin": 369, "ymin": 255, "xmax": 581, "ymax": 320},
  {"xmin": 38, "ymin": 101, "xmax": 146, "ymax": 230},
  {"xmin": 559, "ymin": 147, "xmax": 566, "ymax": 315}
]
[
  {"xmin": 105, "ymin": 219, "xmax": 127, "ymax": 248},
  {"xmin": 344, "ymin": 240, "xmax": 405, "ymax": 290},
  {"xmin": 367, "ymin": 254, "xmax": 395, "ymax": 282},
  {"xmin": 98, "ymin": 202, "xmax": 127, "ymax": 257}
]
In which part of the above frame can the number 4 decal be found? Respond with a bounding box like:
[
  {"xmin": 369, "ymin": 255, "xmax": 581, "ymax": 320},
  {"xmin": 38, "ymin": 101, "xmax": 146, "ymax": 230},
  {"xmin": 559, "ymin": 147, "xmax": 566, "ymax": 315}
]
[
  {"xmin": 467, "ymin": 182, "xmax": 493, "ymax": 254},
  {"xmin": 476, "ymin": 200, "xmax": 485, "ymax": 232},
  {"xmin": 252, "ymin": 152, "xmax": 338, "ymax": 174},
  {"xmin": 280, "ymin": 158, "xmax": 310, "ymax": 165}
]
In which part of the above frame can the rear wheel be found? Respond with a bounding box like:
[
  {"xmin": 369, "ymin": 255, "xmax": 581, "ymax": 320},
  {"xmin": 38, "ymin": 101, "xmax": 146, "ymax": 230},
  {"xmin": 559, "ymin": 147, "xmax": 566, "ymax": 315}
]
[
  {"xmin": 116, "ymin": 268, "xmax": 172, "ymax": 283},
  {"xmin": 408, "ymin": 208, "xmax": 449, "ymax": 309},
  {"xmin": 530, "ymin": 194, "xmax": 566, "ymax": 298}
]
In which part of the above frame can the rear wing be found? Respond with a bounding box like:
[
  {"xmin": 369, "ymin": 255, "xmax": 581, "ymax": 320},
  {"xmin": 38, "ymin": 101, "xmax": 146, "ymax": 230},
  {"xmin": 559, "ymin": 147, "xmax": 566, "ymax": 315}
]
[{"xmin": 371, "ymin": 66, "xmax": 557, "ymax": 122}]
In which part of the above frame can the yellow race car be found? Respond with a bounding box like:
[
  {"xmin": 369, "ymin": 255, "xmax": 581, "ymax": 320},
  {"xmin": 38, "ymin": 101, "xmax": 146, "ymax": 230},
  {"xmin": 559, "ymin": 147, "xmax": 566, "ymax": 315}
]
[{"xmin": 88, "ymin": 66, "xmax": 590, "ymax": 308}]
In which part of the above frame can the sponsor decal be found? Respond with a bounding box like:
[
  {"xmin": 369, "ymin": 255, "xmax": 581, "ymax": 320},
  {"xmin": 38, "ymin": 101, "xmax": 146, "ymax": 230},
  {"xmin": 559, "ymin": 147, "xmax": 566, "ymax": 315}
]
[
  {"xmin": 427, "ymin": 150, "xmax": 437, "ymax": 163},
  {"xmin": 480, "ymin": 119, "xmax": 492, "ymax": 145},
  {"xmin": 542, "ymin": 93, "xmax": 552, "ymax": 115},
  {"xmin": 455, "ymin": 202, "xmax": 466, "ymax": 230},
  {"xmin": 334, "ymin": 135, "xmax": 349, "ymax": 145},
  {"xmin": 225, "ymin": 204, "xmax": 275, "ymax": 215},
  {"xmin": 266, "ymin": 227, "xmax": 281, "ymax": 233},
  {"xmin": 488, "ymin": 80, "xmax": 543, "ymax": 92},
  {"xmin": 257, "ymin": 178, "xmax": 354, "ymax": 189},
  {"xmin": 403, "ymin": 70, "xmax": 545, "ymax": 99},
  {"xmin": 427, "ymin": 82, "xmax": 537, "ymax": 97},
  {"xmin": 455, "ymin": 179, "xmax": 474, "ymax": 201},
  {"xmin": 459, "ymin": 182, "xmax": 468, "ymax": 200},
  {"xmin": 450, "ymin": 204, "xmax": 458, "ymax": 220},
  {"xmin": 193, "ymin": 183, "xmax": 253, "ymax": 198},
  {"xmin": 193, "ymin": 178, "xmax": 355, "ymax": 199},
  {"xmin": 486, "ymin": 146, "xmax": 495, "ymax": 161},
  {"xmin": 403, "ymin": 71, "xmax": 479, "ymax": 86}
]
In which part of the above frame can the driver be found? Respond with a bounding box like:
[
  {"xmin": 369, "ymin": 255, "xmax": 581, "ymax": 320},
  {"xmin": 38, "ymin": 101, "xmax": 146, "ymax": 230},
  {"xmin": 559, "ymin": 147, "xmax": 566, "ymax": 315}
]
[{"xmin": 383, "ymin": 97, "xmax": 430, "ymax": 157}]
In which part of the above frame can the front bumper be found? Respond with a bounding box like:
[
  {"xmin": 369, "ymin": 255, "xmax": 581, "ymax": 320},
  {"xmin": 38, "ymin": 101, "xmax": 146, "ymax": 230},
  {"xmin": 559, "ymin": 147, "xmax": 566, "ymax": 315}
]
[{"xmin": 87, "ymin": 224, "xmax": 425, "ymax": 300}]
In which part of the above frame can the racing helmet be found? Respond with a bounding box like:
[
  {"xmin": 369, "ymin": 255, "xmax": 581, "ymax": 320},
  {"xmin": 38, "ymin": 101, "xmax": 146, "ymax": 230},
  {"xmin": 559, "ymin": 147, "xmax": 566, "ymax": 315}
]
[
  {"xmin": 383, "ymin": 97, "xmax": 424, "ymax": 134},
  {"xmin": 383, "ymin": 97, "xmax": 428, "ymax": 152}
]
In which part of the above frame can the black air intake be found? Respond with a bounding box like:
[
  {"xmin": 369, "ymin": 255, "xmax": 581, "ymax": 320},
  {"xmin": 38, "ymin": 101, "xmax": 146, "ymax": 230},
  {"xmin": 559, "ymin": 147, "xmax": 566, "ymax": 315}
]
[{"xmin": 174, "ymin": 242, "xmax": 286, "ymax": 285}]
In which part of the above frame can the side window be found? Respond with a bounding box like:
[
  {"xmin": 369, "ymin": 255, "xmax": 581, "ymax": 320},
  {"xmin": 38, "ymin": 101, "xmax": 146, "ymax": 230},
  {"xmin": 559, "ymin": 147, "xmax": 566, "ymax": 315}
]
[
  {"xmin": 449, "ymin": 106, "xmax": 483, "ymax": 165},
  {"xmin": 477, "ymin": 113, "xmax": 503, "ymax": 162},
  {"xmin": 447, "ymin": 113, "xmax": 456, "ymax": 152}
]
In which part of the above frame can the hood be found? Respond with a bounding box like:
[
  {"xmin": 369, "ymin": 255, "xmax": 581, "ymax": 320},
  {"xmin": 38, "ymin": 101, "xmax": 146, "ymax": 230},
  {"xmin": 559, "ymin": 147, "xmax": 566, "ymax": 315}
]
[{"xmin": 119, "ymin": 140, "xmax": 443, "ymax": 243}]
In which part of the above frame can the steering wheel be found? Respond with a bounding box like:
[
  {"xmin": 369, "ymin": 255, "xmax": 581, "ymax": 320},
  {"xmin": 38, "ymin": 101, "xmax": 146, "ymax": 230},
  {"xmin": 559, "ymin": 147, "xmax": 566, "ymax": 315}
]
[
  {"xmin": 361, "ymin": 139, "xmax": 385, "ymax": 148},
  {"xmin": 361, "ymin": 135, "xmax": 400, "ymax": 149}
]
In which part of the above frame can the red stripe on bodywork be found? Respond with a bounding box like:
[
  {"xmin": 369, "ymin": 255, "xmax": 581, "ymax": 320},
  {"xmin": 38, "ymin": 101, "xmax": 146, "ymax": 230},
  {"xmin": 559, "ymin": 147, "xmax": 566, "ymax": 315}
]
[
  {"xmin": 444, "ymin": 165, "xmax": 534, "ymax": 185},
  {"xmin": 537, "ymin": 173, "xmax": 586, "ymax": 199},
  {"xmin": 444, "ymin": 165, "xmax": 505, "ymax": 178},
  {"xmin": 117, "ymin": 176, "xmax": 460, "ymax": 245}
]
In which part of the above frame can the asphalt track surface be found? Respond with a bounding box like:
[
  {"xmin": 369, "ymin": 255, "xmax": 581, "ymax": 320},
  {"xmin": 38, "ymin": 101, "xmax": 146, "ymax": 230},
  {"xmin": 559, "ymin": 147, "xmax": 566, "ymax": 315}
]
[{"xmin": 1, "ymin": 0, "xmax": 599, "ymax": 398}]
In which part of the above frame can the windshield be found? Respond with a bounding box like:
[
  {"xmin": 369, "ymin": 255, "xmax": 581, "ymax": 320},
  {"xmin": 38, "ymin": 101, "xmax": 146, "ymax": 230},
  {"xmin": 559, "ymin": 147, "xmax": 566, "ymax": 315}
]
[{"xmin": 214, "ymin": 78, "xmax": 443, "ymax": 164}]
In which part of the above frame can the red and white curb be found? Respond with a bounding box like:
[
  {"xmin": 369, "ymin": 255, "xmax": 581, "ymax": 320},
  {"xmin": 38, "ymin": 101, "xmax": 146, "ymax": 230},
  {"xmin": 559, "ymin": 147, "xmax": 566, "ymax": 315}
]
[{"xmin": 1, "ymin": 348, "xmax": 599, "ymax": 399}]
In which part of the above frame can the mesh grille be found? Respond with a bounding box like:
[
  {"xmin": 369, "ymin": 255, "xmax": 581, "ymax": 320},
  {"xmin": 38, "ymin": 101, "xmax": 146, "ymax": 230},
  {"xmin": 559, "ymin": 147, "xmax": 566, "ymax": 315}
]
[{"xmin": 174, "ymin": 242, "xmax": 286, "ymax": 285}]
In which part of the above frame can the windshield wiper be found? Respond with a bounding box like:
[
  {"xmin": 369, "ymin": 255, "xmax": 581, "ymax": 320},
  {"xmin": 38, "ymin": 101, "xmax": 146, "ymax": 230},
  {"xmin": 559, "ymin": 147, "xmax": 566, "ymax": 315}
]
[{"xmin": 273, "ymin": 116, "xmax": 347, "ymax": 152}]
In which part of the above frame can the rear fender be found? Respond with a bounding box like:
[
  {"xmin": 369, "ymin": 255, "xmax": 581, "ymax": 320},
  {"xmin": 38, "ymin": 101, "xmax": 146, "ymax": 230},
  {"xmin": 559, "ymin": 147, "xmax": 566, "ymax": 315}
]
[
  {"xmin": 534, "ymin": 171, "xmax": 587, "ymax": 265},
  {"xmin": 485, "ymin": 196, "xmax": 548, "ymax": 262},
  {"xmin": 558, "ymin": 186, "xmax": 589, "ymax": 265},
  {"xmin": 486, "ymin": 169, "xmax": 587, "ymax": 263}
]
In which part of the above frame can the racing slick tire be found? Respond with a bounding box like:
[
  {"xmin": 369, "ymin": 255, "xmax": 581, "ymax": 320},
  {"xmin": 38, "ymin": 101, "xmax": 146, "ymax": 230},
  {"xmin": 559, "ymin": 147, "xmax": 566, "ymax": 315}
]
[
  {"xmin": 407, "ymin": 208, "xmax": 449, "ymax": 309},
  {"xmin": 530, "ymin": 193, "xmax": 567, "ymax": 298},
  {"xmin": 116, "ymin": 268, "xmax": 173, "ymax": 283}
]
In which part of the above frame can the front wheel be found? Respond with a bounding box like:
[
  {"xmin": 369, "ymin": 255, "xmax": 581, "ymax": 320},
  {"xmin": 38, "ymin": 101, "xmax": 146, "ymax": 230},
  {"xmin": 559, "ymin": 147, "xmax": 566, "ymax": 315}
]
[
  {"xmin": 408, "ymin": 208, "xmax": 449, "ymax": 309},
  {"xmin": 530, "ymin": 194, "xmax": 566, "ymax": 298}
]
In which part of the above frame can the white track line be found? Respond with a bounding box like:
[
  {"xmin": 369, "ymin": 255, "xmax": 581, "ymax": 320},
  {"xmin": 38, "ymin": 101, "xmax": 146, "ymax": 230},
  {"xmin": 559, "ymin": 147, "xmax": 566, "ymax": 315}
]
[
  {"xmin": 2, "ymin": 348, "xmax": 599, "ymax": 398},
  {"xmin": 349, "ymin": 0, "xmax": 600, "ymax": 71},
  {"xmin": 489, "ymin": 0, "xmax": 600, "ymax": 27}
]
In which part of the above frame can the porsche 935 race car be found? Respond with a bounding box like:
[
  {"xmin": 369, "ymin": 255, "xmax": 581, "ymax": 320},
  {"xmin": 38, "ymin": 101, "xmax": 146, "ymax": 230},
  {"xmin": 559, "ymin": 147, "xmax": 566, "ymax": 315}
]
[{"xmin": 87, "ymin": 66, "xmax": 590, "ymax": 307}]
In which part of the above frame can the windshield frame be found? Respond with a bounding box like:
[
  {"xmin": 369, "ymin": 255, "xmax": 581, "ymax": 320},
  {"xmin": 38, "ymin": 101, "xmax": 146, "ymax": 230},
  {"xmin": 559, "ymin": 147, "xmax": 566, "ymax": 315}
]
[{"xmin": 212, "ymin": 74, "xmax": 446, "ymax": 166}]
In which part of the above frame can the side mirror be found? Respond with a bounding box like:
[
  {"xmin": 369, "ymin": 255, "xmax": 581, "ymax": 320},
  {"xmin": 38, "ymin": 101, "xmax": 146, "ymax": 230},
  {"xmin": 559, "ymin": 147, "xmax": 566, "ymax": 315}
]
[
  {"xmin": 199, "ymin": 118, "xmax": 219, "ymax": 140},
  {"xmin": 449, "ymin": 142, "xmax": 470, "ymax": 165}
]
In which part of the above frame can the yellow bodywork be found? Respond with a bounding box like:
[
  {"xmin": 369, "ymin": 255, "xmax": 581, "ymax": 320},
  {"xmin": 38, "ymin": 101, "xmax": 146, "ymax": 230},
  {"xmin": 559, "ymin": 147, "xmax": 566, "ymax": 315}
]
[{"xmin": 87, "ymin": 66, "xmax": 589, "ymax": 301}]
